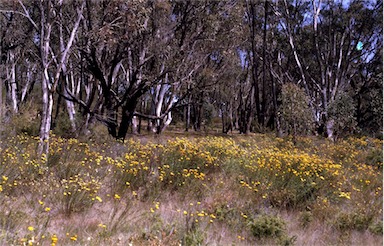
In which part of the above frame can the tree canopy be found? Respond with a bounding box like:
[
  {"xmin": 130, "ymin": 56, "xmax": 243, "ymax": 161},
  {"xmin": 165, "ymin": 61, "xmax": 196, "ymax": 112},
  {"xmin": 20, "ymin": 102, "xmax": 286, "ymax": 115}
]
[{"xmin": 0, "ymin": 0, "xmax": 382, "ymax": 147}]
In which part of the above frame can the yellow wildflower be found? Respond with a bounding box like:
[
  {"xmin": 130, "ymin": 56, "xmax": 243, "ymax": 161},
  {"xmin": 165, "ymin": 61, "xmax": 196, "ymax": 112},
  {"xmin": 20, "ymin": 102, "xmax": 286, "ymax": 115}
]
[
  {"xmin": 51, "ymin": 234, "xmax": 58, "ymax": 245},
  {"xmin": 98, "ymin": 223, "xmax": 107, "ymax": 229},
  {"xmin": 339, "ymin": 191, "xmax": 351, "ymax": 199}
]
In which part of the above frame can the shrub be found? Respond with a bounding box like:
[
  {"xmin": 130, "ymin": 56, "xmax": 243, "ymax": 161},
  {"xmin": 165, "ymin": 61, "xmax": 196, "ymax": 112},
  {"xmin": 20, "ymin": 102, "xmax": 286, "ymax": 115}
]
[
  {"xmin": 249, "ymin": 214, "xmax": 297, "ymax": 246},
  {"xmin": 249, "ymin": 214, "xmax": 287, "ymax": 239},
  {"xmin": 7, "ymin": 103, "xmax": 40, "ymax": 136},
  {"xmin": 334, "ymin": 211, "xmax": 374, "ymax": 231},
  {"xmin": 366, "ymin": 148, "xmax": 383, "ymax": 169},
  {"xmin": 183, "ymin": 227, "xmax": 205, "ymax": 246},
  {"xmin": 299, "ymin": 211, "xmax": 313, "ymax": 228},
  {"xmin": 368, "ymin": 221, "xmax": 383, "ymax": 235},
  {"xmin": 279, "ymin": 83, "xmax": 313, "ymax": 140},
  {"xmin": 327, "ymin": 92, "xmax": 357, "ymax": 140}
]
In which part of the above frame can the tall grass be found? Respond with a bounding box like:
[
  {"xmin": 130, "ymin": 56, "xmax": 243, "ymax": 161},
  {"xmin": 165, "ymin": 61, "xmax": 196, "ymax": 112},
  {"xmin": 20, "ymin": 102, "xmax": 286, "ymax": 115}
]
[{"xmin": 0, "ymin": 132, "xmax": 382, "ymax": 245}]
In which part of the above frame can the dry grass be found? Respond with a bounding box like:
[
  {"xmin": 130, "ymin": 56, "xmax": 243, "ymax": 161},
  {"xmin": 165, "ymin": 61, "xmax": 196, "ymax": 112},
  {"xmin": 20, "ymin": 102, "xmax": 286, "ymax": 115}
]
[{"xmin": 0, "ymin": 128, "xmax": 382, "ymax": 245}]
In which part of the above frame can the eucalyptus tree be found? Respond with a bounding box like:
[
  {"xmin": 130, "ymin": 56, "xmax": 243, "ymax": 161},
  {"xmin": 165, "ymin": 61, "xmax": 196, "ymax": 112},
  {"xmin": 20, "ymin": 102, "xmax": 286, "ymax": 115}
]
[
  {"xmin": 2, "ymin": 0, "xmax": 86, "ymax": 153},
  {"xmin": 0, "ymin": 0, "xmax": 381, "ymax": 141},
  {"xmin": 276, "ymin": 0, "xmax": 382, "ymax": 138},
  {"xmin": 65, "ymin": 0, "xmax": 172, "ymax": 139},
  {"xmin": 0, "ymin": 2, "xmax": 35, "ymax": 118},
  {"xmin": 347, "ymin": 1, "xmax": 383, "ymax": 136},
  {"xmin": 64, "ymin": 0, "xmax": 239, "ymax": 137},
  {"xmin": 279, "ymin": 83, "xmax": 313, "ymax": 142},
  {"xmin": 237, "ymin": 0, "xmax": 276, "ymax": 133},
  {"xmin": 148, "ymin": 0, "xmax": 241, "ymax": 133}
]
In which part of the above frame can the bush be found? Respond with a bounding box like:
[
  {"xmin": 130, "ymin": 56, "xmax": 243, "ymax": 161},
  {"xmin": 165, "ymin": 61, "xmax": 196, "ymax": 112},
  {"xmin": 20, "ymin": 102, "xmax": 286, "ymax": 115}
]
[
  {"xmin": 366, "ymin": 148, "xmax": 383, "ymax": 169},
  {"xmin": 279, "ymin": 83, "xmax": 313, "ymax": 140},
  {"xmin": 327, "ymin": 92, "xmax": 357, "ymax": 140},
  {"xmin": 7, "ymin": 104, "xmax": 40, "ymax": 136},
  {"xmin": 249, "ymin": 214, "xmax": 287, "ymax": 239},
  {"xmin": 368, "ymin": 221, "xmax": 383, "ymax": 235},
  {"xmin": 299, "ymin": 211, "xmax": 313, "ymax": 228},
  {"xmin": 183, "ymin": 227, "xmax": 205, "ymax": 246},
  {"xmin": 334, "ymin": 211, "xmax": 374, "ymax": 231}
]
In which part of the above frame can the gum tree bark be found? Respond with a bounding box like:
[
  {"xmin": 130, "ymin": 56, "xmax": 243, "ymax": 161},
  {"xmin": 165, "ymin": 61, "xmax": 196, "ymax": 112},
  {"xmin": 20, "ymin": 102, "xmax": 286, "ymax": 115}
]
[
  {"xmin": 15, "ymin": 0, "xmax": 85, "ymax": 154},
  {"xmin": 6, "ymin": 49, "xmax": 18, "ymax": 114}
]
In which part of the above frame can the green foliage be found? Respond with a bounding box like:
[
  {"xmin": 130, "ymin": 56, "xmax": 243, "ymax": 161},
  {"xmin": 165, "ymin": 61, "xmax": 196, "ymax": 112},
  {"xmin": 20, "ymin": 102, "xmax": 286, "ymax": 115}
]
[
  {"xmin": 279, "ymin": 83, "xmax": 313, "ymax": 137},
  {"xmin": 183, "ymin": 227, "xmax": 206, "ymax": 246},
  {"xmin": 214, "ymin": 203, "xmax": 238, "ymax": 222},
  {"xmin": 328, "ymin": 92, "xmax": 357, "ymax": 138},
  {"xmin": 51, "ymin": 111, "xmax": 78, "ymax": 138},
  {"xmin": 248, "ymin": 214, "xmax": 297, "ymax": 246},
  {"xmin": 202, "ymin": 101, "xmax": 216, "ymax": 127},
  {"xmin": 249, "ymin": 214, "xmax": 286, "ymax": 239},
  {"xmin": 334, "ymin": 210, "xmax": 374, "ymax": 231},
  {"xmin": 213, "ymin": 203, "xmax": 244, "ymax": 229},
  {"xmin": 368, "ymin": 221, "xmax": 383, "ymax": 235},
  {"xmin": 366, "ymin": 148, "xmax": 383, "ymax": 169},
  {"xmin": 279, "ymin": 235, "xmax": 298, "ymax": 246},
  {"xmin": 299, "ymin": 211, "xmax": 313, "ymax": 228},
  {"xmin": 7, "ymin": 104, "xmax": 40, "ymax": 136},
  {"xmin": 357, "ymin": 73, "xmax": 383, "ymax": 137}
]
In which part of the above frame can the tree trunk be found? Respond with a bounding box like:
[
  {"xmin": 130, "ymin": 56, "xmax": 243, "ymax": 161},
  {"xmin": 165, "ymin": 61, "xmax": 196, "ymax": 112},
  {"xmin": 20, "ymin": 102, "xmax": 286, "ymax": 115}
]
[
  {"xmin": 20, "ymin": 62, "xmax": 36, "ymax": 103},
  {"xmin": 61, "ymin": 67, "xmax": 77, "ymax": 133},
  {"xmin": 245, "ymin": 86, "xmax": 254, "ymax": 134},
  {"xmin": 270, "ymin": 67, "xmax": 282, "ymax": 137},
  {"xmin": 326, "ymin": 119, "xmax": 334, "ymax": 141},
  {"xmin": 221, "ymin": 103, "xmax": 226, "ymax": 133},
  {"xmin": 185, "ymin": 94, "xmax": 191, "ymax": 132},
  {"xmin": 249, "ymin": 2, "xmax": 261, "ymax": 126},
  {"xmin": 39, "ymin": 69, "xmax": 53, "ymax": 155},
  {"xmin": 6, "ymin": 50, "xmax": 18, "ymax": 114},
  {"xmin": 117, "ymin": 97, "xmax": 139, "ymax": 140},
  {"xmin": 0, "ymin": 69, "xmax": 3, "ymax": 120},
  {"xmin": 64, "ymin": 84, "xmax": 77, "ymax": 133},
  {"xmin": 228, "ymin": 100, "xmax": 234, "ymax": 133},
  {"xmin": 261, "ymin": 0, "xmax": 269, "ymax": 128},
  {"xmin": 131, "ymin": 115, "xmax": 139, "ymax": 135},
  {"xmin": 38, "ymin": 1, "xmax": 52, "ymax": 155}
]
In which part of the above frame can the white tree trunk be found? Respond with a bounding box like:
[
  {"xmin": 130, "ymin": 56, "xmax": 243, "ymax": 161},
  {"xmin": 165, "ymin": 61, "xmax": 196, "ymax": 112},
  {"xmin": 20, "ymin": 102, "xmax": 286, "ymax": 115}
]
[
  {"xmin": 161, "ymin": 111, "xmax": 172, "ymax": 133},
  {"xmin": 21, "ymin": 62, "xmax": 35, "ymax": 103},
  {"xmin": 39, "ymin": 68, "xmax": 53, "ymax": 155},
  {"xmin": 186, "ymin": 94, "xmax": 191, "ymax": 131},
  {"xmin": 37, "ymin": 1, "xmax": 52, "ymax": 154},
  {"xmin": 326, "ymin": 119, "xmax": 334, "ymax": 141},
  {"xmin": 131, "ymin": 116, "xmax": 139, "ymax": 134},
  {"xmin": 7, "ymin": 50, "xmax": 18, "ymax": 113},
  {"xmin": 16, "ymin": 0, "xmax": 84, "ymax": 154},
  {"xmin": 63, "ymin": 84, "xmax": 77, "ymax": 133}
]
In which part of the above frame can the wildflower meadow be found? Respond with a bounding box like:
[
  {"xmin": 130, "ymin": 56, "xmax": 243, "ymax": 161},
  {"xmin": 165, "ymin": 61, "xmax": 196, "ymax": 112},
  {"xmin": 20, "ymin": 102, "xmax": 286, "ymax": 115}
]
[{"xmin": 0, "ymin": 133, "xmax": 382, "ymax": 245}]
